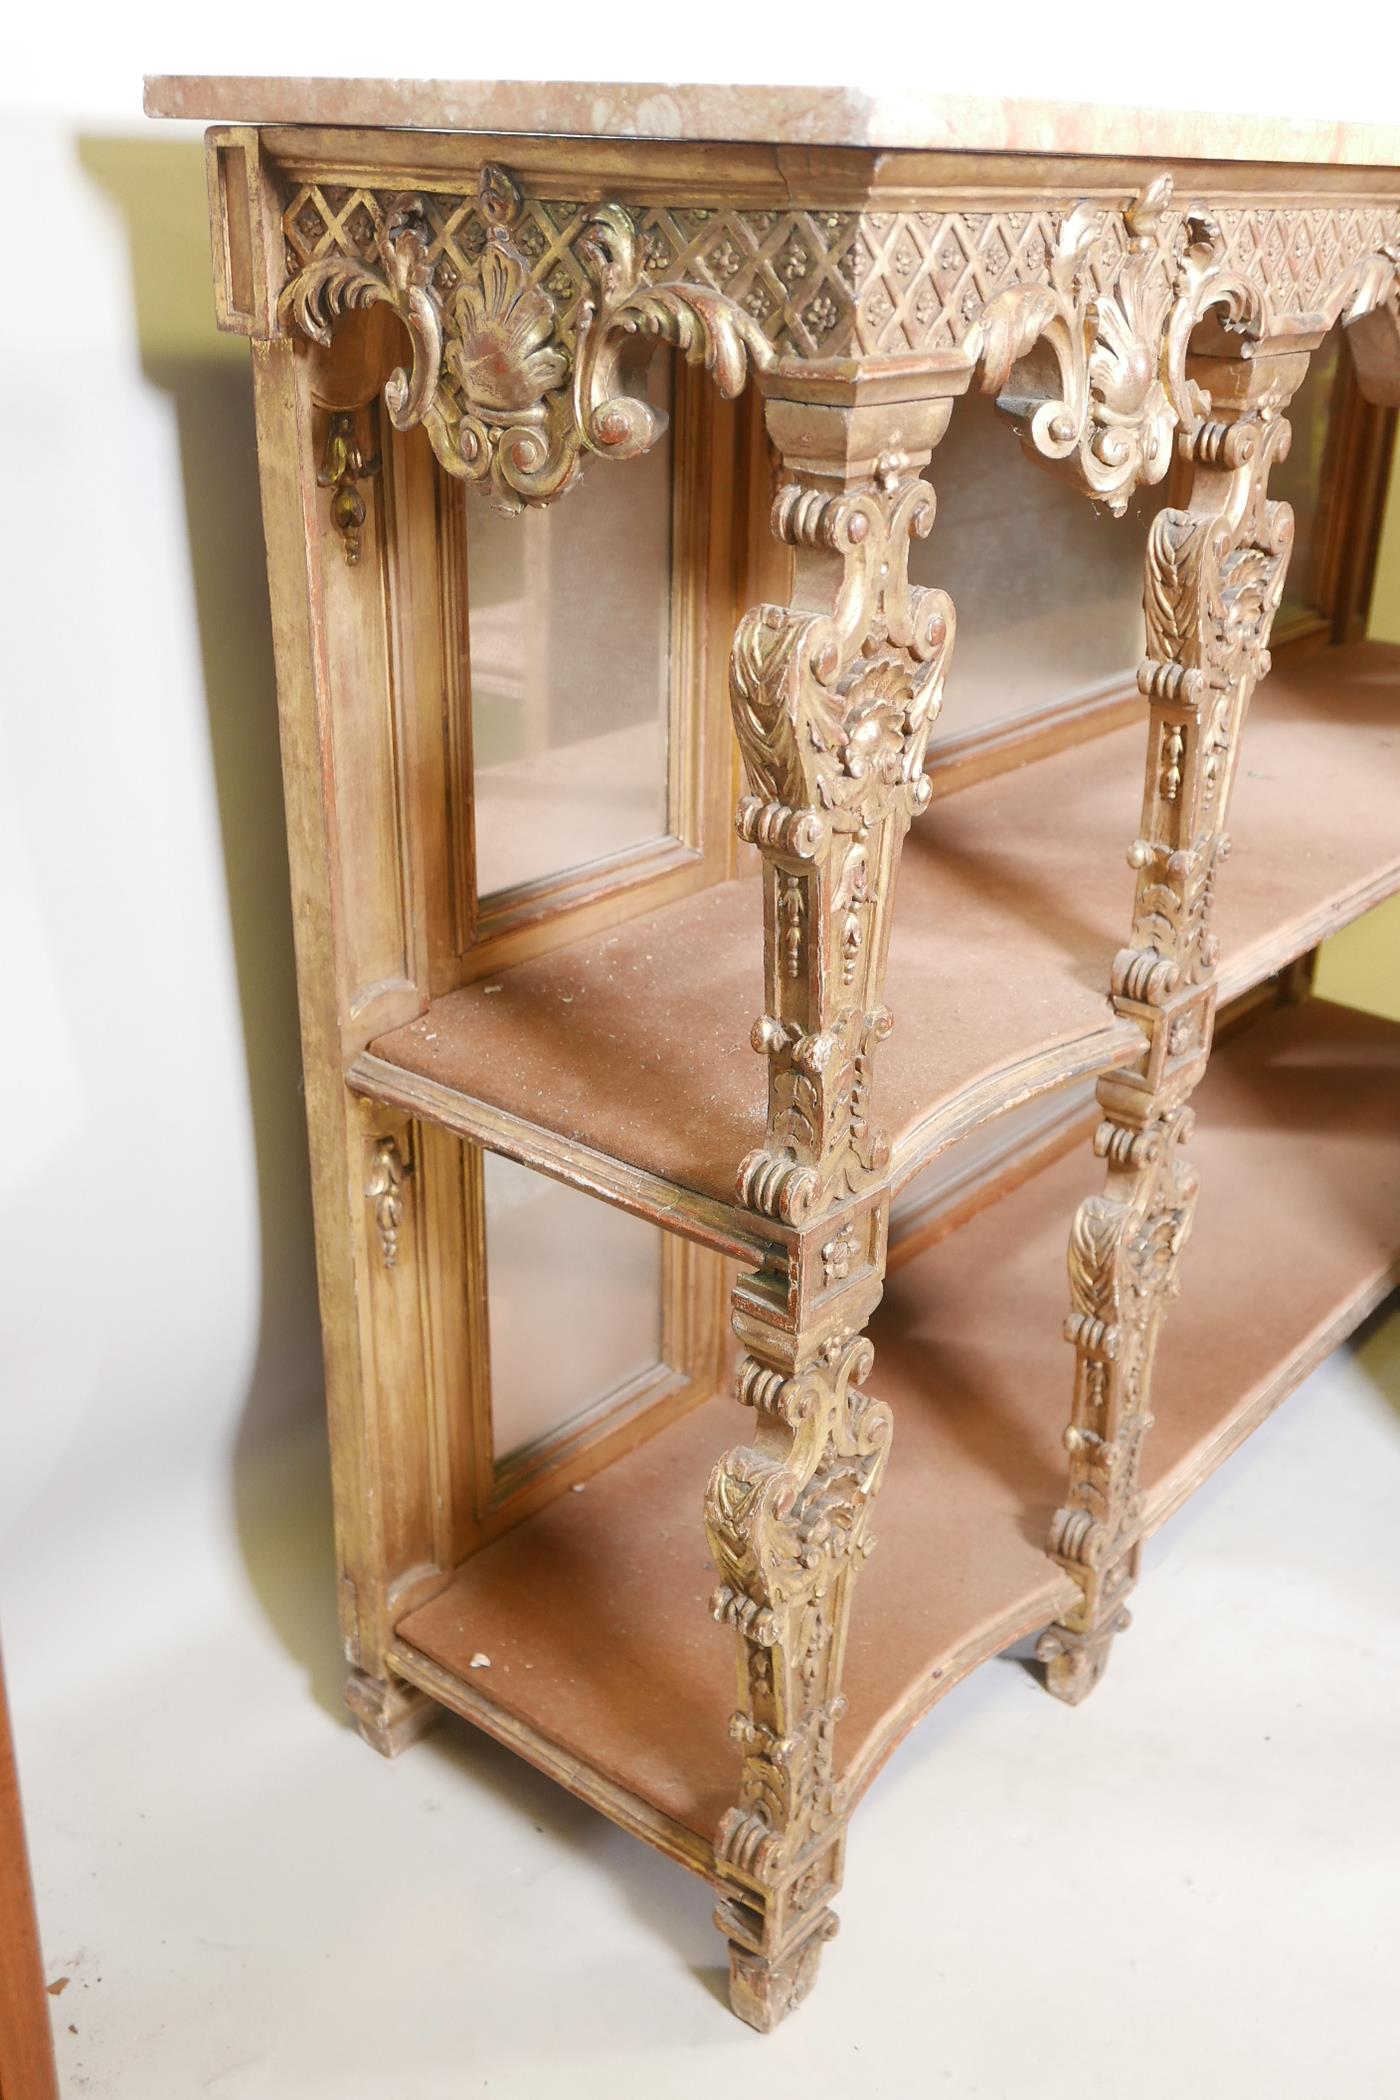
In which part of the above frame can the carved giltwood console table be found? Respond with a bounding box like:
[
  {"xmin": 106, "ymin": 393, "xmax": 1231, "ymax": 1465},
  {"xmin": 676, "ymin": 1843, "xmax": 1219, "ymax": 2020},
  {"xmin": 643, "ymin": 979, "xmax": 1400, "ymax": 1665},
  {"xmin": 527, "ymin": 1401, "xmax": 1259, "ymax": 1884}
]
[{"xmin": 149, "ymin": 75, "xmax": 1400, "ymax": 2031}]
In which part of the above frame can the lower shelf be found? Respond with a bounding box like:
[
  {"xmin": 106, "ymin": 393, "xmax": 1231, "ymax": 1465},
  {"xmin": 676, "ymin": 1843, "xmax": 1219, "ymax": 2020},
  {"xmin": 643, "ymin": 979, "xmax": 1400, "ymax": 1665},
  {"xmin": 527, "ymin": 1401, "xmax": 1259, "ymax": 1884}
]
[{"xmin": 393, "ymin": 996, "xmax": 1400, "ymax": 1876}]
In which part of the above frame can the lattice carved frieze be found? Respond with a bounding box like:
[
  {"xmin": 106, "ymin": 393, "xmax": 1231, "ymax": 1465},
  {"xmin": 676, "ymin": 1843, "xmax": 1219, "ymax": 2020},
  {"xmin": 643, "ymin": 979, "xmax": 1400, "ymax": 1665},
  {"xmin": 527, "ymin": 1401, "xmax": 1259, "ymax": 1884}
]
[
  {"xmin": 282, "ymin": 170, "xmax": 1400, "ymax": 364},
  {"xmin": 278, "ymin": 165, "xmax": 1400, "ymax": 517}
]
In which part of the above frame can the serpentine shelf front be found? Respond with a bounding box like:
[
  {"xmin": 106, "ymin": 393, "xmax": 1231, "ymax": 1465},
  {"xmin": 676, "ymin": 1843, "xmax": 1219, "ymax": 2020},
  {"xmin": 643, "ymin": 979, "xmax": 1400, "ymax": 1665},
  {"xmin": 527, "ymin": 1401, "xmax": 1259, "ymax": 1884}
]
[
  {"xmin": 352, "ymin": 639, "xmax": 1400, "ymax": 1253},
  {"xmin": 389, "ymin": 995, "xmax": 1400, "ymax": 1872}
]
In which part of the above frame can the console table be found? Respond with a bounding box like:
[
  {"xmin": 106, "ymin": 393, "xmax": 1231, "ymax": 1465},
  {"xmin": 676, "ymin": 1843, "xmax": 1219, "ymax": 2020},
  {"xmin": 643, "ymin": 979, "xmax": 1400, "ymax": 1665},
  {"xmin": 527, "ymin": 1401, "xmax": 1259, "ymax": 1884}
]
[{"xmin": 148, "ymin": 75, "xmax": 1400, "ymax": 2032}]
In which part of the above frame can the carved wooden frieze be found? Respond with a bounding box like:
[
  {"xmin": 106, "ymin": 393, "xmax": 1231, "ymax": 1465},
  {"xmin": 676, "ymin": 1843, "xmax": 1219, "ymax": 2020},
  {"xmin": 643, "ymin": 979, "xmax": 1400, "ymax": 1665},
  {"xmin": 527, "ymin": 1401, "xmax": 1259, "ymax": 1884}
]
[
  {"xmin": 282, "ymin": 169, "xmax": 1400, "ymax": 365},
  {"xmin": 278, "ymin": 162, "xmax": 1400, "ymax": 526}
]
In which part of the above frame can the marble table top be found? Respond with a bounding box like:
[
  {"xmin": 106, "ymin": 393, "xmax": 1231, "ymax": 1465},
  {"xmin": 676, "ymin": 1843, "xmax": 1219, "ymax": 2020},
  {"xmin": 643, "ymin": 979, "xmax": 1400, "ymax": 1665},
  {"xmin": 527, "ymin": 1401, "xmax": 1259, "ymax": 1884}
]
[{"xmin": 144, "ymin": 76, "xmax": 1400, "ymax": 169}]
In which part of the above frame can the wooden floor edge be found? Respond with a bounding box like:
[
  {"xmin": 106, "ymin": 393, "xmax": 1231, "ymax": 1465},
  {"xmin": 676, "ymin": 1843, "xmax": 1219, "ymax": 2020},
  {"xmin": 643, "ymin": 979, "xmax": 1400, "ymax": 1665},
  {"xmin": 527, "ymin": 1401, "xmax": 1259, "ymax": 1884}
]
[
  {"xmin": 1142, "ymin": 1265, "xmax": 1400, "ymax": 1538},
  {"xmin": 388, "ymin": 1641, "xmax": 719, "ymax": 1881},
  {"xmin": 889, "ymin": 1026, "xmax": 1134, "ymax": 1194}
]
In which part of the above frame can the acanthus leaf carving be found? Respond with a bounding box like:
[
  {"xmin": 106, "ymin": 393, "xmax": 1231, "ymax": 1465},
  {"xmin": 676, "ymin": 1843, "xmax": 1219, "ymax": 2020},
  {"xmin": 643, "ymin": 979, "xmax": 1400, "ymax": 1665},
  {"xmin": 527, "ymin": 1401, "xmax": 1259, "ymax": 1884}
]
[
  {"xmin": 282, "ymin": 196, "xmax": 443, "ymax": 432},
  {"xmin": 970, "ymin": 174, "xmax": 1260, "ymax": 514},
  {"xmin": 706, "ymin": 1320, "xmax": 890, "ymax": 2022},
  {"xmin": 1041, "ymin": 1101, "xmax": 1198, "ymax": 1697},
  {"xmin": 729, "ymin": 460, "xmax": 955, "ymax": 1226}
]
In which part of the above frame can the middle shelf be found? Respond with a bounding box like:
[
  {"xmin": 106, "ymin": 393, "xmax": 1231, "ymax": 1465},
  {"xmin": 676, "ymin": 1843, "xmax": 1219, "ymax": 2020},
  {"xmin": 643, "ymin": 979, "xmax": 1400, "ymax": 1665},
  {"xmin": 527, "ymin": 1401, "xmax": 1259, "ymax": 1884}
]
[{"xmin": 354, "ymin": 638, "xmax": 1400, "ymax": 1252}]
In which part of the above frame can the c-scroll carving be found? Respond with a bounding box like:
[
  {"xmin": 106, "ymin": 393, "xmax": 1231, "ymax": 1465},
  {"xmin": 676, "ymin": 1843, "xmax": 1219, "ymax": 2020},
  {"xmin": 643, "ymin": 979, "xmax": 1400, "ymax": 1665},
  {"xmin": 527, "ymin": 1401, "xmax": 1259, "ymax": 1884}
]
[
  {"xmin": 280, "ymin": 163, "xmax": 775, "ymax": 512},
  {"xmin": 966, "ymin": 173, "xmax": 1400, "ymax": 516},
  {"xmin": 970, "ymin": 174, "xmax": 1259, "ymax": 513}
]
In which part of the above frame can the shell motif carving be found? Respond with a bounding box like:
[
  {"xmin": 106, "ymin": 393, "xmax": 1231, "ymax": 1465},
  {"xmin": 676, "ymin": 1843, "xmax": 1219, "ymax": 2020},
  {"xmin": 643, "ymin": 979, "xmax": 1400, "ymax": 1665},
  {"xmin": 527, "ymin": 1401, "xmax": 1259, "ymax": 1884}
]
[{"xmin": 280, "ymin": 165, "xmax": 775, "ymax": 513}]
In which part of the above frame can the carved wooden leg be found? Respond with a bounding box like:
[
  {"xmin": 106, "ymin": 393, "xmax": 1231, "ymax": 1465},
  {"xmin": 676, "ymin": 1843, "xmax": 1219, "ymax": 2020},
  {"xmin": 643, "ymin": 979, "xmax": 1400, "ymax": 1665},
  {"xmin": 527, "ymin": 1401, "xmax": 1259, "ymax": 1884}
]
[
  {"xmin": 705, "ymin": 372, "xmax": 960, "ymax": 2027},
  {"xmin": 1040, "ymin": 335, "xmax": 1314, "ymax": 1702},
  {"xmin": 344, "ymin": 1667, "xmax": 440, "ymax": 1757}
]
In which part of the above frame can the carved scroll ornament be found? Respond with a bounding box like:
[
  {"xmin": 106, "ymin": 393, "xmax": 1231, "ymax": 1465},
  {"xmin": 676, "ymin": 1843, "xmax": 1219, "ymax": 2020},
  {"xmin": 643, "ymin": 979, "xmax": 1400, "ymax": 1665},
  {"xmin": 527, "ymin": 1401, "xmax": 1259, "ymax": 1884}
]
[
  {"xmin": 281, "ymin": 163, "xmax": 774, "ymax": 512},
  {"xmin": 729, "ymin": 461, "xmax": 955, "ymax": 1226},
  {"xmin": 708, "ymin": 1326, "xmax": 890, "ymax": 2027},
  {"xmin": 971, "ymin": 176, "xmax": 1400, "ymax": 513},
  {"xmin": 1039, "ymin": 353, "xmax": 1300, "ymax": 1702},
  {"xmin": 970, "ymin": 175, "xmax": 1230, "ymax": 512},
  {"xmin": 281, "ymin": 164, "xmax": 1400, "ymax": 522}
]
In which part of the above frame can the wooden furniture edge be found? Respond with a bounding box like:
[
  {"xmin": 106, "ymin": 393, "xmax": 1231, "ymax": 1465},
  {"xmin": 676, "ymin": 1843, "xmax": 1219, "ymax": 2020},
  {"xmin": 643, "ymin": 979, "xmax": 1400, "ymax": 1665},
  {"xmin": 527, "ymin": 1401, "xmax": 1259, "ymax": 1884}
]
[
  {"xmin": 386, "ymin": 1641, "xmax": 715, "ymax": 1878},
  {"xmin": 1140, "ymin": 1266, "xmax": 1400, "ymax": 1537}
]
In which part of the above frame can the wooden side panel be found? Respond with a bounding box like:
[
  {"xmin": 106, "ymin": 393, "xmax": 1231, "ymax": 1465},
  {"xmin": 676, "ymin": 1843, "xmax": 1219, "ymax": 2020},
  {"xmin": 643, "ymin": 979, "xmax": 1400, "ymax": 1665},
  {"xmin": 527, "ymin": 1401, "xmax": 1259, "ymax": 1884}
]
[
  {"xmin": 306, "ymin": 393, "xmax": 428, "ymax": 1039},
  {"xmin": 356, "ymin": 1111, "xmax": 467, "ymax": 1622},
  {"xmin": 413, "ymin": 1120, "xmax": 487, "ymax": 1572},
  {"xmin": 250, "ymin": 340, "xmax": 445, "ymax": 1682}
]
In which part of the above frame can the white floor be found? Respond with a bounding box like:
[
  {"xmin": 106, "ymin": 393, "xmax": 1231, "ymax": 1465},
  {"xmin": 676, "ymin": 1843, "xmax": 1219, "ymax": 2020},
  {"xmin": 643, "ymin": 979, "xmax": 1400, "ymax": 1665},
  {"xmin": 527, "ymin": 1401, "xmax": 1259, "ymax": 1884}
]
[{"xmin": 12, "ymin": 1306, "xmax": 1400, "ymax": 2100}]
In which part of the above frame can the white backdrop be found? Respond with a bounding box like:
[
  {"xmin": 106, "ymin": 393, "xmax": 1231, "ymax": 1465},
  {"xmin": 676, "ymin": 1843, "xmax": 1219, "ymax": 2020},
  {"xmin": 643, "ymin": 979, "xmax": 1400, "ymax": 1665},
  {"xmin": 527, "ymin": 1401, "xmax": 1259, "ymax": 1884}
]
[{"xmin": 3, "ymin": 0, "xmax": 1399, "ymax": 1989}]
